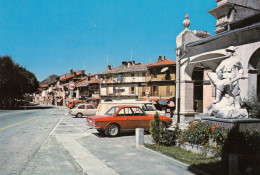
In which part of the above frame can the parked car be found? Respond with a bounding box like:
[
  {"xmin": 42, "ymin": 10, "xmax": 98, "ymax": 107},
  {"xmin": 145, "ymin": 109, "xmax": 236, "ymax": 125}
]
[
  {"xmin": 86, "ymin": 105, "xmax": 172, "ymax": 137},
  {"xmin": 68, "ymin": 100, "xmax": 85, "ymax": 109},
  {"xmin": 69, "ymin": 103, "xmax": 97, "ymax": 118},
  {"xmin": 96, "ymin": 99, "xmax": 164, "ymax": 116}
]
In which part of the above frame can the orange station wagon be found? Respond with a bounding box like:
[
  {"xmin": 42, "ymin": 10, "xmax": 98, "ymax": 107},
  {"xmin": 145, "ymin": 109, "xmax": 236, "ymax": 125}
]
[{"xmin": 86, "ymin": 105, "xmax": 172, "ymax": 137}]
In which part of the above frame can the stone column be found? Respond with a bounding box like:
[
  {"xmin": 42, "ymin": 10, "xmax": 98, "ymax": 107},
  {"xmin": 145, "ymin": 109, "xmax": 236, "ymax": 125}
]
[
  {"xmin": 179, "ymin": 80, "xmax": 195, "ymax": 127},
  {"xmin": 63, "ymin": 91, "xmax": 66, "ymax": 106},
  {"xmin": 76, "ymin": 89, "xmax": 80, "ymax": 99},
  {"xmin": 136, "ymin": 128, "xmax": 144, "ymax": 147}
]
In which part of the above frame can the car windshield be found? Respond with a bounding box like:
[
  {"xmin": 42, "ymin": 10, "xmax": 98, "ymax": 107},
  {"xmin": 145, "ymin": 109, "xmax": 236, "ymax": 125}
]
[
  {"xmin": 143, "ymin": 104, "xmax": 156, "ymax": 111},
  {"xmin": 105, "ymin": 107, "xmax": 119, "ymax": 116}
]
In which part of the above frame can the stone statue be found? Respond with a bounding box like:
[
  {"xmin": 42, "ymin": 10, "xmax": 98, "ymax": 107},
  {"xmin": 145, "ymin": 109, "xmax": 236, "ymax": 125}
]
[{"xmin": 207, "ymin": 46, "xmax": 248, "ymax": 118}]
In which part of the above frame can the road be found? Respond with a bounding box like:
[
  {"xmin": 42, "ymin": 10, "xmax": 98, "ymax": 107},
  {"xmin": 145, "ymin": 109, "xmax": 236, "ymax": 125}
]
[{"xmin": 0, "ymin": 106, "xmax": 80, "ymax": 175}]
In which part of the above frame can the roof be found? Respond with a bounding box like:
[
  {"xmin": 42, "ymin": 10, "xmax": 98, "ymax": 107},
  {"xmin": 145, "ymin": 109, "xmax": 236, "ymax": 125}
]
[
  {"xmin": 39, "ymin": 84, "xmax": 49, "ymax": 88},
  {"xmin": 148, "ymin": 59, "xmax": 176, "ymax": 67},
  {"xmin": 60, "ymin": 75, "xmax": 73, "ymax": 81},
  {"xmin": 89, "ymin": 79, "xmax": 99, "ymax": 84},
  {"xmin": 113, "ymin": 105, "xmax": 140, "ymax": 108},
  {"xmin": 208, "ymin": 2, "xmax": 233, "ymax": 19},
  {"xmin": 76, "ymin": 79, "xmax": 89, "ymax": 87},
  {"xmin": 99, "ymin": 63, "xmax": 149, "ymax": 75}
]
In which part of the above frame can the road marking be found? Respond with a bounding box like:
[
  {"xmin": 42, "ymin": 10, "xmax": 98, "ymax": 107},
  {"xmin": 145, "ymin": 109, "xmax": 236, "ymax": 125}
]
[
  {"xmin": 0, "ymin": 116, "xmax": 41, "ymax": 131},
  {"xmin": 49, "ymin": 117, "xmax": 63, "ymax": 136}
]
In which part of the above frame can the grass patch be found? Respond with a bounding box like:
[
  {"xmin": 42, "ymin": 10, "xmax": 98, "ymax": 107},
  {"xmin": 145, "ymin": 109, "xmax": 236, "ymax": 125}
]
[{"xmin": 144, "ymin": 144, "xmax": 225, "ymax": 175}]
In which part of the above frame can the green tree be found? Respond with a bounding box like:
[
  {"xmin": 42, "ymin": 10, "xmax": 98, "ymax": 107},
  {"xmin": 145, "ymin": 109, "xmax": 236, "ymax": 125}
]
[
  {"xmin": 150, "ymin": 112, "xmax": 163, "ymax": 144},
  {"xmin": 0, "ymin": 56, "xmax": 39, "ymax": 108}
]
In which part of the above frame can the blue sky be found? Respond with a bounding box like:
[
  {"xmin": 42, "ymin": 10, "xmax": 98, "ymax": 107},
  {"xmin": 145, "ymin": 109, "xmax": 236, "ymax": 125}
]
[{"xmin": 0, "ymin": 0, "xmax": 216, "ymax": 81}]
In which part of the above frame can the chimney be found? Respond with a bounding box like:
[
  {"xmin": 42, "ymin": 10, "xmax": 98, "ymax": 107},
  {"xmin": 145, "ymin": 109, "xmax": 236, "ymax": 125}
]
[
  {"xmin": 127, "ymin": 61, "xmax": 132, "ymax": 67},
  {"xmin": 132, "ymin": 61, "xmax": 135, "ymax": 65},
  {"xmin": 163, "ymin": 56, "xmax": 166, "ymax": 60},
  {"xmin": 70, "ymin": 69, "xmax": 73, "ymax": 75},
  {"xmin": 107, "ymin": 65, "xmax": 112, "ymax": 70},
  {"xmin": 158, "ymin": 56, "xmax": 162, "ymax": 62},
  {"xmin": 122, "ymin": 61, "xmax": 128, "ymax": 68}
]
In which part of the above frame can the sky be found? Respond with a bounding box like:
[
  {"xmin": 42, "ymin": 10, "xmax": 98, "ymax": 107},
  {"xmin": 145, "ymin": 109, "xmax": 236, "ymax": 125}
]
[{"xmin": 0, "ymin": 0, "xmax": 216, "ymax": 81}]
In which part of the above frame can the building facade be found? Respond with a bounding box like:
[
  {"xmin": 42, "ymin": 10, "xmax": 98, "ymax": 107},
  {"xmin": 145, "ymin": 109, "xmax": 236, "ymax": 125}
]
[
  {"xmin": 99, "ymin": 61, "xmax": 149, "ymax": 100},
  {"xmin": 175, "ymin": 0, "xmax": 260, "ymax": 126}
]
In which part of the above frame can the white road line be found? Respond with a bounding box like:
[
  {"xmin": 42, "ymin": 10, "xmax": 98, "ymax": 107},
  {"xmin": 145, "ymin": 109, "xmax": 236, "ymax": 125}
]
[{"xmin": 49, "ymin": 117, "xmax": 64, "ymax": 136}]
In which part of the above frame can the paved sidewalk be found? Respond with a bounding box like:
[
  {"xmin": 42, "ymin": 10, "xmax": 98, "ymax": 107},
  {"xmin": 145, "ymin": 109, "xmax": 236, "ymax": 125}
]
[
  {"xmin": 21, "ymin": 135, "xmax": 82, "ymax": 175},
  {"xmin": 54, "ymin": 115, "xmax": 197, "ymax": 175},
  {"xmin": 19, "ymin": 107, "xmax": 197, "ymax": 175}
]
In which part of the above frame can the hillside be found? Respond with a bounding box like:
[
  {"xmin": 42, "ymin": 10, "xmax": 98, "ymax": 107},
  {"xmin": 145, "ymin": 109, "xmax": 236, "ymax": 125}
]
[{"xmin": 40, "ymin": 74, "xmax": 59, "ymax": 85}]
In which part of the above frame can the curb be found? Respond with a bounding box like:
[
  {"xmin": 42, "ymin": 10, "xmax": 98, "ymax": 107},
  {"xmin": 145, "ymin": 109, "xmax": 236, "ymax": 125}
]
[
  {"xmin": 56, "ymin": 134, "xmax": 119, "ymax": 175},
  {"xmin": 139, "ymin": 145, "xmax": 210, "ymax": 175}
]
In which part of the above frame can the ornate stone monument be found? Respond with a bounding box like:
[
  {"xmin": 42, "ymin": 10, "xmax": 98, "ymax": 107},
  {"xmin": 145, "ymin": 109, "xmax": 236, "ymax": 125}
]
[{"xmin": 207, "ymin": 46, "xmax": 248, "ymax": 118}]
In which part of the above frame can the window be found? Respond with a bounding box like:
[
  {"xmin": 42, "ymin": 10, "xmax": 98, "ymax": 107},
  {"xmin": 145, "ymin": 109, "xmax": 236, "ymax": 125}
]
[
  {"xmin": 105, "ymin": 107, "xmax": 119, "ymax": 116},
  {"xmin": 131, "ymin": 87, "xmax": 135, "ymax": 95},
  {"xmin": 166, "ymin": 85, "xmax": 171, "ymax": 96},
  {"xmin": 117, "ymin": 107, "xmax": 133, "ymax": 116},
  {"xmin": 86, "ymin": 105, "xmax": 95, "ymax": 109},
  {"xmin": 78, "ymin": 105, "xmax": 85, "ymax": 109},
  {"xmin": 142, "ymin": 72, "xmax": 146, "ymax": 77},
  {"xmin": 131, "ymin": 73, "xmax": 134, "ymax": 77},
  {"xmin": 131, "ymin": 107, "xmax": 146, "ymax": 116},
  {"xmin": 143, "ymin": 104, "xmax": 156, "ymax": 111},
  {"xmin": 153, "ymin": 70, "xmax": 157, "ymax": 78},
  {"xmin": 152, "ymin": 86, "xmax": 158, "ymax": 96}
]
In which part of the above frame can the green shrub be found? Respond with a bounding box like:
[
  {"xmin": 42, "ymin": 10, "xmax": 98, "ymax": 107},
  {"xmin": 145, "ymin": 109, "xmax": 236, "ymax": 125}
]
[
  {"xmin": 150, "ymin": 112, "xmax": 163, "ymax": 144},
  {"xmin": 159, "ymin": 124, "xmax": 181, "ymax": 146},
  {"xmin": 182, "ymin": 121, "xmax": 212, "ymax": 146},
  {"xmin": 210, "ymin": 123, "xmax": 228, "ymax": 146},
  {"xmin": 242, "ymin": 91, "xmax": 260, "ymax": 118}
]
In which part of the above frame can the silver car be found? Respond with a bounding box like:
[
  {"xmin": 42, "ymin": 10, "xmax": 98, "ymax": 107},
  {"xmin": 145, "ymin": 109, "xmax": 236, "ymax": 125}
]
[{"xmin": 69, "ymin": 103, "xmax": 97, "ymax": 118}]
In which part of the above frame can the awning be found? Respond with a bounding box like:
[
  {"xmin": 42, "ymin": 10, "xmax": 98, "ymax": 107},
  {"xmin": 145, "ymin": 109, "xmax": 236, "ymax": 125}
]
[{"xmin": 161, "ymin": 67, "xmax": 169, "ymax": 73}]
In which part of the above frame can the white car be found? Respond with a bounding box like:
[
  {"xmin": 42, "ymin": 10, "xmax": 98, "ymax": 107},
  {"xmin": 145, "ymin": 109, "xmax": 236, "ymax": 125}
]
[
  {"xmin": 96, "ymin": 99, "xmax": 165, "ymax": 116},
  {"xmin": 69, "ymin": 103, "xmax": 97, "ymax": 118}
]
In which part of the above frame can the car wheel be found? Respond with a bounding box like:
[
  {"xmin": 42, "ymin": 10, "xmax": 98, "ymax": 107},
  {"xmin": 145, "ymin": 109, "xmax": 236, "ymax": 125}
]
[
  {"xmin": 105, "ymin": 124, "xmax": 120, "ymax": 137},
  {"xmin": 76, "ymin": 113, "xmax": 83, "ymax": 118}
]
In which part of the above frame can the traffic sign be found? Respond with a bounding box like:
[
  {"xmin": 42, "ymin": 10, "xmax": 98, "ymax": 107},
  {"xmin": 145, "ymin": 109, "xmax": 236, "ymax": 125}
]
[{"xmin": 68, "ymin": 82, "xmax": 76, "ymax": 91}]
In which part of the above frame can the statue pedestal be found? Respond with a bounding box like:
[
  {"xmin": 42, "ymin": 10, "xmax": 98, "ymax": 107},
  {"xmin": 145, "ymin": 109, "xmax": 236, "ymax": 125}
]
[{"xmin": 199, "ymin": 116, "xmax": 260, "ymax": 131}]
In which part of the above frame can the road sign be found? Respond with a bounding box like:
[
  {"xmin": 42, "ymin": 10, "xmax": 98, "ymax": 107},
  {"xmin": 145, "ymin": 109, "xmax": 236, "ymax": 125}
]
[{"xmin": 68, "ymin": 82, "xmax": 76, "ymax": 91}]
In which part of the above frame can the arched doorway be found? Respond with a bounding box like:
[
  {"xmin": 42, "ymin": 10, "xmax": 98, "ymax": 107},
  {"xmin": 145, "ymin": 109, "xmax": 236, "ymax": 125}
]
[
  {"xmin": 184, "ymin": 52, "xmax": 227, "ymax": 113},
  {"xmin": 248, "ymin": 47, "xmax": 260, "ymax": 100}
]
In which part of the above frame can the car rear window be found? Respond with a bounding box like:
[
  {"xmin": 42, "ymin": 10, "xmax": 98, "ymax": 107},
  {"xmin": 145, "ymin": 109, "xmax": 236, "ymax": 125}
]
[
  {"xmin": 105, "ymin": 107, "xmax": 119, "ymax": 116},
  {"xmin": 131, "ymin": 107, "xmax": 146, "ymax": 116}
]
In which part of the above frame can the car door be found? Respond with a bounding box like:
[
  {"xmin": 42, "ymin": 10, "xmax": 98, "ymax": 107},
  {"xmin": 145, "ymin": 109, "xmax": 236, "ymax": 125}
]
[
  {"xmin": 116, "ymin": 107, "xmax": 145, "ymax": 130},
  {"xmin": 77, "ymin": 104, "xmax": 85, "ymax": 115},
  {"xmin": 131, "ymin": 107, "xmax": 151, "ymax": 129},
  {"xmin": 86, "ymin": 104, "xmax": 97, "ymax": 116}
]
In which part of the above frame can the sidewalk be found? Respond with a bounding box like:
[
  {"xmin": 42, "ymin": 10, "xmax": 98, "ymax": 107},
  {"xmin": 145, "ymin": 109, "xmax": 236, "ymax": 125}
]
[
  {"xmin": 20, "ymin": 107, "xmax": 197, "ymax": 175},
  {"xmin": 53, "ymin": 115, "xmax": 197, "ymax": 175}
]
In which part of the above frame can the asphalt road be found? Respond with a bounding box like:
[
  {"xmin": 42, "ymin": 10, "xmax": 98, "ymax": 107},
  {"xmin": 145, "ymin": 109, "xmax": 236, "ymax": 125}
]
[{"xmin": 0, "ymin": 106, "xmax": 80, "ymax": 175}]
